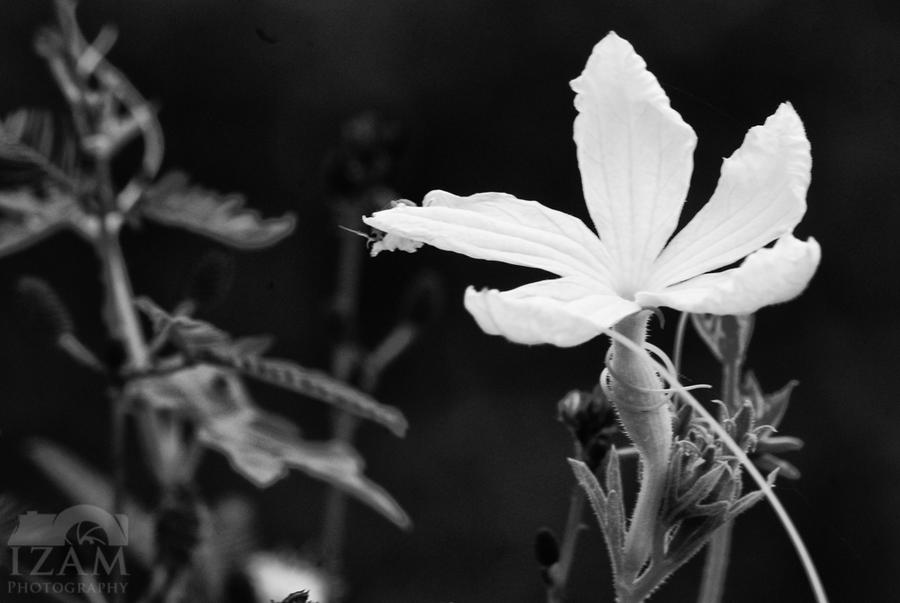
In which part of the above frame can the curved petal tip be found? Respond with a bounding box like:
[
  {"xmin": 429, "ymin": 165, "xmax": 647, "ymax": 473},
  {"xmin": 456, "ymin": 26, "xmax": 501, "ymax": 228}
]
[{"xmin": 637, "ymin": 235, "xmax": 821, "ymax": 315}]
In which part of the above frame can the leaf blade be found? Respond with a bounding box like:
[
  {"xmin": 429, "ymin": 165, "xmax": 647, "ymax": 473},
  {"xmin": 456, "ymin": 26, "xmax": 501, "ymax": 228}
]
[
  {"xmin": 0, "ymin": 189, "xmax": 85, "ymax": 258},
  {"xmin": 210, "ymin": 350, "xmax": 408, "ymax": 437},
  {"xmin": 138, "ymin": 171, "xmax": 296, "ymax": 249}
]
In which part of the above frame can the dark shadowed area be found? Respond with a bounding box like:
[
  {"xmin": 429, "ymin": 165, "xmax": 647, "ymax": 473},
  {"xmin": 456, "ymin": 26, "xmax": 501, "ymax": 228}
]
[{"xmin": 0, "ymin": 1, "xmax": 898, "ymax": 601}]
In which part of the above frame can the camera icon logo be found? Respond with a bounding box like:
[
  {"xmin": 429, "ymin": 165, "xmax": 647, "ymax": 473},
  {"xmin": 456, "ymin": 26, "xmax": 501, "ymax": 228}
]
[{"xmin": 8, "ymin": 505, "xmax": 128, "ymax": 547}]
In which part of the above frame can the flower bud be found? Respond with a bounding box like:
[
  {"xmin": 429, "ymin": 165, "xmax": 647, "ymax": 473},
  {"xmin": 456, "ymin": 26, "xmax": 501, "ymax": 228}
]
[
  {"xmin": 557, "ymin": 388, "xmax": 618, "ymax": 469},
  {"xmin": 534, "ymin": 527, "xmax": 560, "ymax": 569}
]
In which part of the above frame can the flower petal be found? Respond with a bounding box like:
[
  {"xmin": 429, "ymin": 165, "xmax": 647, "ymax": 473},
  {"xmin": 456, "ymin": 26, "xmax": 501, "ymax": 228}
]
[
  {"xmin": 464, "ymin": 277, "xmax": 641, "ymax": 347},
  {"xmin": 648, "ymin": 103, "xmax": 812, "ymax": 288},
  {"xmin": 571, "ymin": 32, "xmax": 697, "ymax": 293},
  {"xmin": 635, "ymin": 235, "xmax": 820, "ymax": 315},
  {"xmin": 364, "ymin": 190, "xmax": 614, "ymax": 283}
]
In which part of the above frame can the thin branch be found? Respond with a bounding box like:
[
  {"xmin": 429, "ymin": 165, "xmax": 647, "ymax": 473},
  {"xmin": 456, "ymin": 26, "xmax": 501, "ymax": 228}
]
[
  {"xmin": 546, "ymin": 482, "xmax": 586, "ymax": 603},
  {"xmin": 320, "ymin": 210, "xmax": 366, "ymax": 578}
]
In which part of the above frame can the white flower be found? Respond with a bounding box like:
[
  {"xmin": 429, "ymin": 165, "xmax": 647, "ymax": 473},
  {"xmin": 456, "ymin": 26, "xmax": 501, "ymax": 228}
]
[
  {"xmin": 364, "ymin": 32, "xmax": 820, "ymax": 347},
  {"xmin": 245, "ymin": 551, "xmax": 331, "ymax": 603}
]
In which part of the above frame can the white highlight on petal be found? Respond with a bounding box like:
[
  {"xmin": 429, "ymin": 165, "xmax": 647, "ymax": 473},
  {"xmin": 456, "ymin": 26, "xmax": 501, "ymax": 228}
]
[
  {"xmin": 464, "ymin": 277, "xmax": 641, "ymax": 347},
  {"xmin": 636, "ymin": 235, "xmax": 820, "ymax": 315},
  {"xmin": 572, "ymin": 32, "xmax": 697, "ymax": 295},
  {"xmin": 648, "ymin": 103, "xmax": 812, "ymax": 289},
  {"xmin": 364, "ymin": 190, "xmax": 614, "ymax": 284}
]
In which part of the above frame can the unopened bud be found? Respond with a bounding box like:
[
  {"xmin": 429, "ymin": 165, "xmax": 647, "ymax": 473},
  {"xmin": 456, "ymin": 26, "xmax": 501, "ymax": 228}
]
[
  {"xmin": 534, "ymin": 527, "xmax": 560, "ymax": 568},
  {"xmin": 557, "ymin": 388, "xmax": 618, "ymax": 469}
]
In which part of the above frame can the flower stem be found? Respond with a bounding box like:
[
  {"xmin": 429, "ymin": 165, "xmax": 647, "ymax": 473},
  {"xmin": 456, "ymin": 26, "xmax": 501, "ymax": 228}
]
[
  {"xmin": 94, "ymin": 177, "xmax": 145, "ymax": 603},
  {"xmin": 320, "ymin": 204, "xmax": 366, "ymax": 580},
  {"xmin": 607, "ymin": 311, "xmax": 672, "ymax": 583},
  {"xmin": 698, "ymin": 519, "xmax": 734, "ymax": 603},
  {"xmin": 546, "ymin": 469, "xmax": 586, "ymax": 603},
  {"xmin": 98, "ymin": 215, "xmax": 149, "ymax": 369},
  {"xmin": 697, "ymin": 357, "xmax": 742, "ymax": 603}
]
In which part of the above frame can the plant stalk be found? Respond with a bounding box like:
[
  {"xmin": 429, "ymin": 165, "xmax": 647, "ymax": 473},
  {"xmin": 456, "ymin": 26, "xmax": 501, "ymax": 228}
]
[
  {"xmin": 697, "ymin": 519, "xmax": 734, "ymax": 603},
  {"xmin": 320, "ymin": 203, "xmax": 366, "ymax": 579},
  {"xmin": 607, "ymin": 311, "xmax": 672, "ymax": 587},
  {"xmin": 95, "ymin": 173, "xmax": 146, "ymax": 603},
  {"xmin": 98, "ymin": 216, "xmax": 149, "ymax": 368},
  {"xmin": 697, "ymin": 358, "xmax": 742, "ymax": 603},
  {"xmin": 546, "ymin": 465, "xmax": 586, "ymax": 603}
]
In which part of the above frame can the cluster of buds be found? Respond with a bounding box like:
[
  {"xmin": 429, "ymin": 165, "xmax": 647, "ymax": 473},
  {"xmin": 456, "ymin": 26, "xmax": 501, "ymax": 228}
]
[
  {"xmin": 741, "ymin": 373, "xmax": 804, "ymax": 479},
  {"xmin": 653, "ymin": 401, "xmax": 773, "ymax": 583}
]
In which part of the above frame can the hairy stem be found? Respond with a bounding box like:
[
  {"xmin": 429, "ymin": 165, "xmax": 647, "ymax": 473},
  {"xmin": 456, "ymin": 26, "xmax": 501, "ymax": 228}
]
[
  {"xmin": 698, "ymin": 519, "xmax": 734, "ymax": 603},
  {"xmin": 607, "ymin": 312, "xmax": 672, "ymax": 586}
]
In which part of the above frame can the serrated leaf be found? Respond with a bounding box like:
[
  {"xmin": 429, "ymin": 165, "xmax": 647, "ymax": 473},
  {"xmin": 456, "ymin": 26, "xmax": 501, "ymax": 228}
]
[
  {"xmin": 231, "ymin": 335, "xmax": 275, "ymax": 357},
  {"xmin": 211, "ymin": 350, "xmax": 408, "ymax": 437},
  {"xmin": 601, "ymin": 450, "xmax": 627, "ymax": 576},
  {"xmin": 663, "ymin": 446, "xmax": 685, "ymax": 514},
  {"xmin": 136, "ymin": 296, "xmax": 232, "ymax": 352},
  {"xmin": 604, "ymin": 447, "xmax": 624, "ymax": 501},
  {"xmin": 691, "ymin": 313, "xmax": 755, "ymax": 366},
  {"xmin": 604, "ymin": 489, "xmax": 626, "ymax": 570},
  {"xmin": 0, "ymin": 109, "xmax": 78, "ymax": 188},
  {"xmin": 670, "ymin": 463, "xmax": 729, "ymax": 519},
  {"xmin": 138, "ymin": 171, "xmax": 296, "ymax": 249},
  {"xmin": 568, "ymin": 458, "xmax": 608, "ymax": 523},
  {"xmin": 733, "ymin": 402, "xmax": 755, "ymax": 448},
  {"xmin": 0, "ymin": 188, "xmax": 87, "ymax": 257},
  {"xmin": 568, "ymin": 458, "xmax": 624, "ymax": 579},
  {"xmin": 727, "ymin": 490, "xmax": 765, "ymax": 520},
  {"xmin": 710, "ymin": 466, "xmax": 741, "ymax": 505},
  {"xmin": 132, "ymin": 365, "xmax": 410, "ymax": 529},
  {"xmin": 135, "ymin": 297, "xmax": 407, "ymax": 435},
  {"xmin": 201, "ymin": 414, "xmax": 410, "ymax": 529},
  {"xmin": 662, "ymin": 512, "xmax": 729, "ymax": 580}
]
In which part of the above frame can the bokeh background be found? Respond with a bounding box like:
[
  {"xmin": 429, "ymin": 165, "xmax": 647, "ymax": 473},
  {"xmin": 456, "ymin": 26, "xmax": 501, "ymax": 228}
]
[{"xmin": 0, "ymin": 1, "xmax": 898, "ymax": 601}]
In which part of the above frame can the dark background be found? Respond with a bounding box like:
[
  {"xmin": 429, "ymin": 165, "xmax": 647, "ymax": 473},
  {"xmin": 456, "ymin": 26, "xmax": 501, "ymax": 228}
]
[{"xmin": 1, "ymin": 1, "xmax": 898, "ymax": 601}]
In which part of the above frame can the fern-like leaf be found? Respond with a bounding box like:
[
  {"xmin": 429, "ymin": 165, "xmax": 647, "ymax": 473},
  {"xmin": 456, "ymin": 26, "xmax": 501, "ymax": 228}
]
[
  {"xmin": 132, "ymin": 365, "xmax": 410, "ymax": 529},
  {"xmin": 210, "ymin": 350, "xmax": 408, "ymax": 437},
  {"xmin": 134, "ymin": 297, "xmax": 408, "ymax": 436},
  {"xmin": 138, "ymin": 171, "xmax": 295, "ymax": 249}
]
